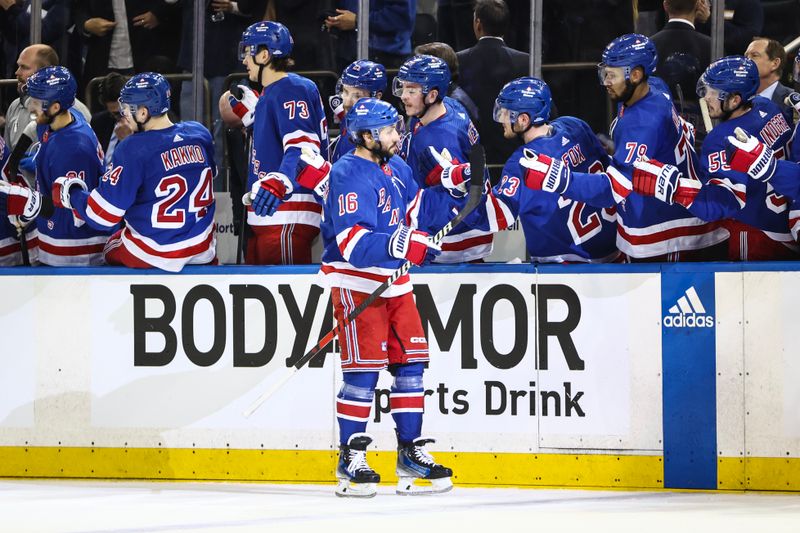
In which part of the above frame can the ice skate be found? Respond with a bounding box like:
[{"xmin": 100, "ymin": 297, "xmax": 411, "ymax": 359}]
[
  {"xmin": 335, "ymin": 433, "xmax": 380, "ymax": 498},
  {"xmin": 395, "ymin": 437, "xmax": 453, "ymax": 495}
]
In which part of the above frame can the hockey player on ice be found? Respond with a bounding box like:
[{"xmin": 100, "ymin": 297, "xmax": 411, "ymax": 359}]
[
  {"xmin": 328, "ymin": 60, "xmax": 387, "ymax": 164},
  {"xmin": 632, "ymin": 56, "xmax": 797, "ymax": 261},
  {"xmin": 0, "ymin": 66, "xmax": 112, "ymax": 266},
  {"xmin": 294, "ymin": 98, "xmax": 455, "ymax": 498},
  {"xmin": 520, "ymin": 34, "xmax": 729, "ymax": 261},
  {"xmin": 455, "ymin": 76, "xmax": 621, "ymax": 263},
  {"xmin": 54, "ymin": 72, "xmax": 217, "ymax": 271}
]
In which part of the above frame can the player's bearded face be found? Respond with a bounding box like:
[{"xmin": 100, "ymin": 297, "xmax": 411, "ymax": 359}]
[
  {"xmin": 599, "ymin": 66, "xmax": 629, "ymax": 102},
  {"xmin": 375, "ymin": 124, "xmax": 402, "ymax": 157},
  {"xmin": 398, "ymin": 82, "xmax": 425, "ymax": 116}
]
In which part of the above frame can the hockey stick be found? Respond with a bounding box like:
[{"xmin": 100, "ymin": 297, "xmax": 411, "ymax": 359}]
[
  {"xmin": 242, "ymin": 144, "xmax": 486, "ymax": 418},
  {"xmin": 699, "ymin": 98, "xmax": 713, "ymax": 133}
]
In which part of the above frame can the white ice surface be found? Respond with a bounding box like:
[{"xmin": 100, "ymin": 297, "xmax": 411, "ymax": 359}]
[{"xmin": 1, "ymin": 479, "xmax": 799, "ymax": 533}]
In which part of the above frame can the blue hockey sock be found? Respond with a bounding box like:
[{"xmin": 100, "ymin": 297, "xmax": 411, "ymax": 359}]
[
  {"xmin": 390, "ymin": 363, "xmax": 425, "ymax": 444},
  {"xmin": 336, "ymin": 371, "xmax": 379, "ymax": 445}
]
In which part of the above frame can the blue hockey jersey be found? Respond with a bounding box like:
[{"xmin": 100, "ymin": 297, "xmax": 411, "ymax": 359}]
[
  {"xmin": 695, "ymin": 97, "xmax": 795, "ymax": 249},
  {"xmin": 467, "ymin": 117, "xmax": 620, "ymax": 263},
  {"xmin": 0, "ymin": 137, "xmax": 39, "ymax": 265},
  {"xmin": 71, "ymin": 121, "xmax": 216, "ymax": 272},
  {"xmin": 248, "ymin": 73, "xmax": 329, "ymax": 228},
  {"xmin": 568, "ymin": 87, "xmax": 728, "ymax": 257},
  {"xmin": 34, "ymin": 109, "xmax": 111, "ymax": 266},
  {"xmin": 403, "ymin": 96, "xmax": 492, "ymax": 262},
  {"xmin": 328, "ymin": 127, "xmax": 357, "ymax": 164}
]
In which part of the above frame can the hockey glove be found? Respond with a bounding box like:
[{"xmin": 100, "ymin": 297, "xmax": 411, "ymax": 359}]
[
  {"xmin": 329, "ymin": 94, "xmax": 345, "ymax": 124},
  {"xmin": 632, "ymin": 159, "xmax": 700, "ymax": 208},
  {"xmin": 427, "ymin": 146, "xmax": 470, "ymax": 197},
  {"xmin": 0, "ymin": 181, "xmax": 41, "ymax": 223},
  {"xmin": 18, "ymin": 155, "xmax": 36, "ymax": 175},
  {"xmin": 228, "ymin": 85, "xmax": 260, "ymax": 128},
  {"xmin": 249, "ymin": 172, "xmax": 293, "ymax": 217},
  {"xmin": 296, "ymin": 147, "xmax": 331, "ymax": 202},
  {"xmin": 388, "ymin": 224, "xmax": 441, "ymax": 266},
  {"xmin": 519, "ymin": 148, "xmax": 571, "ymax": 194},
  {"xmin": 785, "ymin": 91, "xmax": 800, "ymax": 113},
  {"xmin": 725, "ymin": 127, "xmax": 776, "ymax": 182},
  {"xmin": 53, "ymin": 175, "xmax": 89, "ymax": 210}
]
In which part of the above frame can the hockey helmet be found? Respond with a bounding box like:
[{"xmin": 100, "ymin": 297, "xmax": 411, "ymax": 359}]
[
  {"xmin": 696, "ymin": 56, "xmax": 759, "ymax": 102},
  {"xmin": 392, "ymin": 55, "xmax": 451, "ymax": 100},
  {"xmin": 118, "ymin": 72, "xmax": 171, "ymax": 117},
  {"xmin": 598, "ymin": 33, "xmax": 658, "ymax": 83},
  {"xmin": 338, "ymin": 60, "xmax": 387, "ymax": 97},
  {"xmin": 493, "ymin": 77, "xmax": 552, "ymax": 126},
  {"xmin": 345, "ymin": 98, "xmax": 404, "ymax": 145},
  {"xmin": 239, "ymin": 21, "xmax": 293, "ymax": 60},
  {"xmin": 25, "ymin": 66, "xmax": 77, "ymax": 111}
]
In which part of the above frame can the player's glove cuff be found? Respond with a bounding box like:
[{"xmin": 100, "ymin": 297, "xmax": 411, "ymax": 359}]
[
  {"xmin": 632, "ymin": 158, "xmax": 682, "ymax": 204},
  {"xmin": 519, "ymin": 148, "xmax": 570, "ymax": 194},
  {"xmin": 228, "ymin": 84, "xmax": 259, "ymax": 128},
  {"xmin": 249, "ymin": 172, "xmax": 293, "ymax": 217},
  {"xmin": 726, "ymin": 127, "xmax": 776, "ymax": 182},
  {"xmin": 388, "ymin": 224, "xmax": 441, "ymax": 266},
  {"xmin": 0, "ymin": 181, "xmax": 42, "ymax": 223},
  {"xmin": 296, "ymin": 148, "xmax": 331, "ymax": 202},
  {"xmin": 53, "ymin": 175, "xmax": 88, "ymax": 210}
]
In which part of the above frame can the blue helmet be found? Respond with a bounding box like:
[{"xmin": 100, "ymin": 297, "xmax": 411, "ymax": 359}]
[
  {"xmin": 338, "ymin": 60, "xmax": 387, "ymax": 97},
  {"xmin": 345, "ymin": 98, "xmax": 403, "ymax": 145},
  {"xmin": 493, "ymin": 77, "xmax": 552, "ymax": 126},
  {"xmin": 119, "ymin": 72, "xmax": 171, "ymax": 116},
  {"xmin": 239, "ymin": 21, "xmax": 293, "ymax": 60},
  {"xmin": 697, "ymin": 56, "xmax": 759, "ymax": 102},
  {"xmin": 25, "ymin": 66, "xmax": 77, "ymax": 110},
  {"xmin": 599, "ymin": 33, "xmax": 658, "ymax": 82},
  {"xmin": 392, "ymin": 55, "xmax": 451, "ymax": 100}
]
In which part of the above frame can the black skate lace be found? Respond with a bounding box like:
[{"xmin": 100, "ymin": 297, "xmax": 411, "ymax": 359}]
[
  {"xmin": 410, "ymin": 445, "xmax": 435, "ymax": 466},
  {"xmin": 347, "ymin": 449, "xmax": 371, "ymax": 474}
]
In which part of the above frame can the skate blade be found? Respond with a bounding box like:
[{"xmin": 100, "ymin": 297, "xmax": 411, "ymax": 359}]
[
  {"xmin": 395, "ymin": 476, "xmax": 453, "ymax": 496},
  {"xmin": 335, "ymin": 480, "xmax": 377, "ymax": 498}
]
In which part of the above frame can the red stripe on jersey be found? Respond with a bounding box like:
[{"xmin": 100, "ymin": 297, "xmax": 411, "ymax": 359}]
[
  {"xmin": 405, "ymin": 191, "xmax": 422, "ymax": 225},
  {"xmin": 38, "ymin": 240, "xmax": 105, "ymax": 256},
  {"xmin": 390, "ymin": 394, "xmax": 425, "ymax": 410},
  {"xmin": 124, "ymin": 227, "xmax": 214, "ymax": 259},
  {"xmin": 321, "ymin": 264, "xmax": 411, "ymax": 285},
  {"xmin": 488, "ymin": 192, "xmax": 510, "ymax": 230},
  {"xmin": 609, "ymin": 172, "xmax": 631, "ymax": 199},
  {"xmin": 285, "ymin": 135, "xmax": 321, "ymax": 148},
  {"xmin": 441, "ymin": 234, "xmax": 493, "ymax": 251},
  {"xmin": 617, "ymin": 221, "xmax": 721, "ymax": 245},
  {"xmin": 708, "ymin": 178, "xmax": 747, "ymax": 205},
  {"xmin": 0, "ymin": 241, "xmax": 21, "ymax": 255},
  {"xmin": 277, "ymin": 201, "xmax": 322, "ymax": 213},
  {"xmin": 337, "ymin": 224, "xmax": 366, "ymax": 255},
  {"xmin": 336, "ymin": 399, "xmax": 372, "ymax": 420},
  {"xmin": 87, "ymin": 195, "xmax": 123, "ymax": 225}
]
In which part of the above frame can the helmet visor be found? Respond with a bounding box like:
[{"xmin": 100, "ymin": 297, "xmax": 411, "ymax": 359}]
[
  {"xmin": 696, "ymin": 79, "xmax": 724, "ymax": 101},
  {"xmin": 119, "ymin": 101, "xmax": 142, "ymax": 119},
  {"xmin": 26, "ymin": 97, "xmax": 47, "ymax": 115},
  {"xmin": 238, "ymin": 42, "xmax": 254, "ymax": 61},
  {"xmin": 597, "ymin": 64, "xmax": 627, "ymax": 85},
  {"xmin": 392, "ymin": 78, "xmax": 422, "ymax": 98}
]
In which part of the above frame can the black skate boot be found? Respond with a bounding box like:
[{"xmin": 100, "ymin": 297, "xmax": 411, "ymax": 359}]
[
  {"xmin": 396, "ymin": 436, "xmax": 453, "ymax": 495},
  {"xmin": 335, "ymin": 433, "xmax": 380, "ymax": 498}
]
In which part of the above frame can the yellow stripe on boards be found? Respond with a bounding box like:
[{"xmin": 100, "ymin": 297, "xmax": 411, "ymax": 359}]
[{"xmin": 0, "ymin": 447, "xmax": 797, "ymax": 491}]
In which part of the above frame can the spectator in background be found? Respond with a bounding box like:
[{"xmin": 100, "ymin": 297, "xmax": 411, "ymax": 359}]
[
  {"xmin": 745, "ymin": 36, "xmax": 793, "ymax": 123},
  {"xmin": 73, "ymin": 0, "xmax": 180, "ymax": 98},
  {"xmin": 324, "ymin": 0, "xmax": 416, "ymax": 68},
  {"xmin": 90, "ymin": 72, "xmax": 130, "ymax": 165},
  {"xmin": 696, "ymin": 0, "xmax": 763, "ymax": 56},
  {"xmin": 414, "ymin": 41, "xmax": 479, "ymax": 125},
  {"xmin": 436, "ymin": 0, "xmax": 476, "ymax": 52},
  {"xmin": 0, "ymin": 0, "xmax": 71, "ymax": 79},
  {"xmin": 650, "ymin": 0, "xmax": 711, "ymax": 141},
  {"xmin": 457, "ymin": 0, "xmax": 528, "ymax": 166}
]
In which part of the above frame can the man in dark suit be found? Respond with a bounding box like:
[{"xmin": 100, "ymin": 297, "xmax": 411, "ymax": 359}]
[
  {"xmin": 745, "ymin": 37, "xmax": 793, "ymax": 123},
  {"xmin": 456, "ymin": 0, "xmax": 528, "ymax": 167}
]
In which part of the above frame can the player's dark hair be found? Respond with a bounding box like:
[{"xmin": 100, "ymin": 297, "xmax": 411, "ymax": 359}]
[
  {"xmin": 414, "ymin": 42, "xmax": 459, "ymax": 83},
  {"xmin": 753, "ymin": 37, "xmax": 787, "ymax": 77},
  {"xmin": 256, "ymin": 45, "xmax": 294, "ymax": 72},
  {"xmin": 474, "ymin": 0, "xmax": 510, "ymax": 37},
  {"xmin": 99, "ymin": 72, "xmax": 128, "ymax": 106}
]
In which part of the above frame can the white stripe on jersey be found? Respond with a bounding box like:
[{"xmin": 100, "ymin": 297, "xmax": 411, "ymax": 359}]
[
  {"xmin": 320, "ymin": 261, "xmax": 412, "ymax": 298},
  {"xmin": 336, "ymin": 225, "xmax": 369, "ymax": 261},
  {"xmin": 282, "ymin": 129, "xmax": 321, "ymax": 153},
  {"xmin": 616, "ymin": 216, "xmax": 729, "ymax": 258},
  {"xmin": 86, "ymin": 189, "xmax": 126, "ymax": 227}
]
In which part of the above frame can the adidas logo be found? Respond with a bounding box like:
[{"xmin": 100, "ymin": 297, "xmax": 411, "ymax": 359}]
[
  {"xmin": 664, "ymin": 286, "xmax": 714, "ymax": 328},
  {"xmin": 561, "ymin": 136, "xmax": 569, "ymax": 146},
  {"xmin": 173, "ymin": 134, "xmax": 184, "ymax": 142},
  {"xmin": 759, "ymin": 111, "xmax": 767, "ymax": 118}
]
